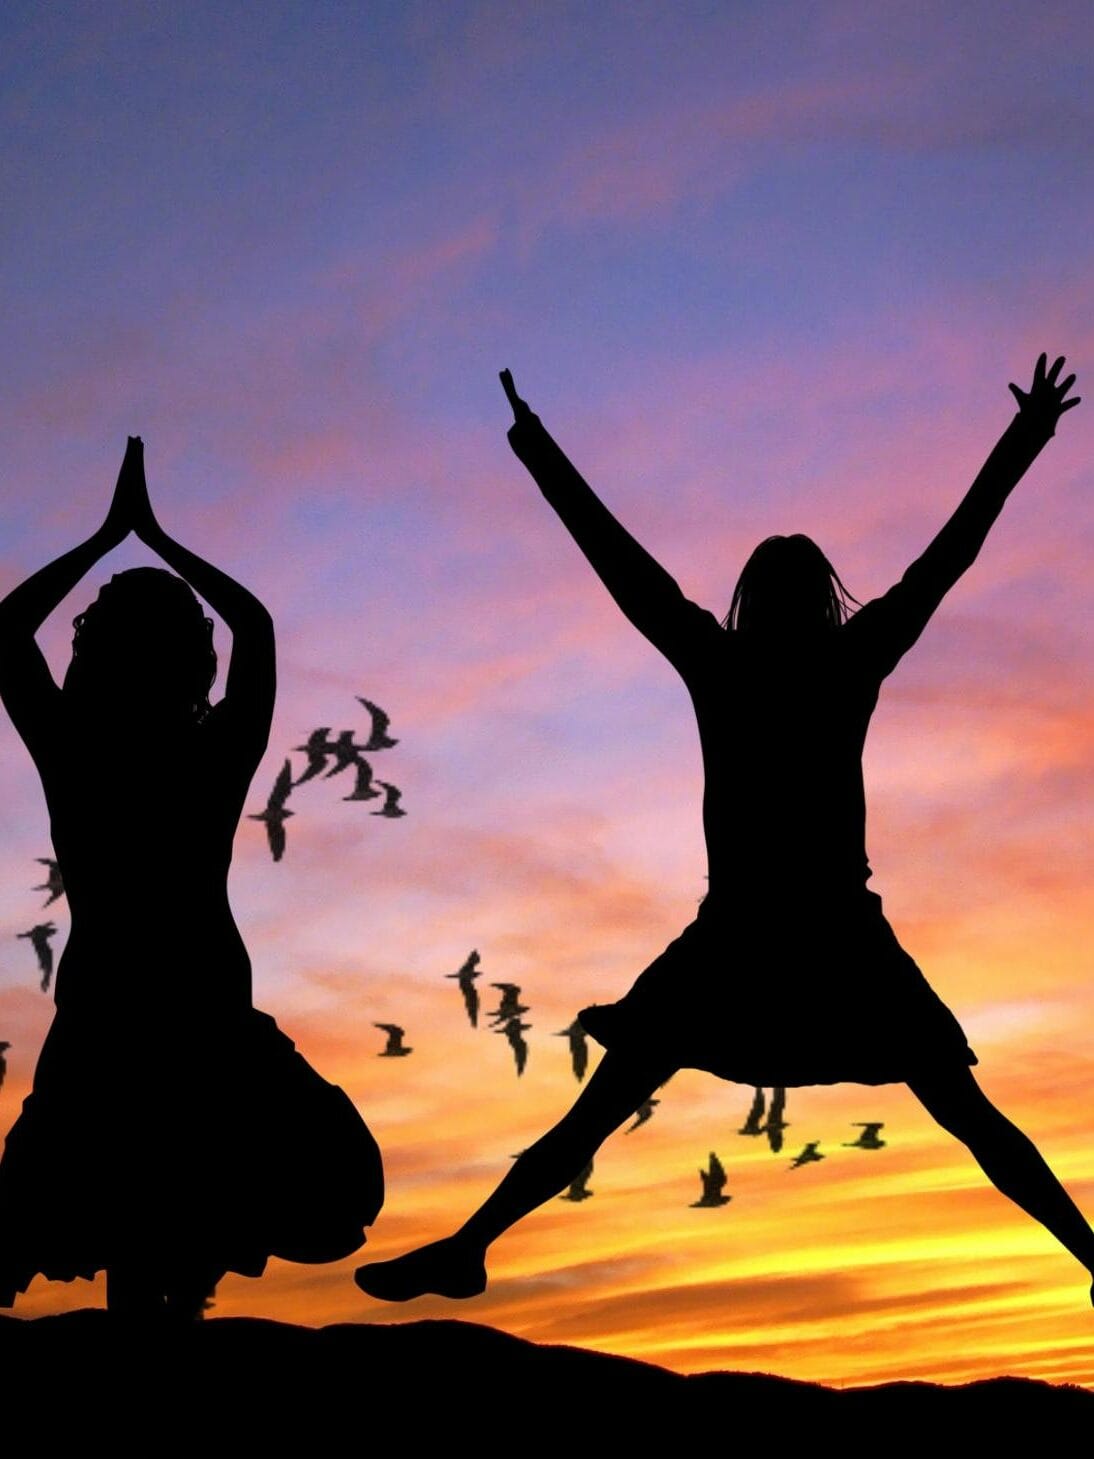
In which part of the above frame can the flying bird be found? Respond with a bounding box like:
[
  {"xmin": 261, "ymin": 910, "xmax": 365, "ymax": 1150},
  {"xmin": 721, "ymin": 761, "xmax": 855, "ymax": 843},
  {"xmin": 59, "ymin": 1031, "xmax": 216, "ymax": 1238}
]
[
  {"xmin": 375, "ymin": 1023, "xmax": 412, "ymax": 1057},
  {"xmin": 789, "ymin": 1142, "xmax": 825, "ymax": 1169},
  {"xmin": 691, "ymin": 1152, "xmax": 731, "ymax": 1208},
  {"xmin": 495, "ymin": 1017, "xmax": 531, "ymax": 1076},
  {"xmin": 33, "ymin": 858, "xmax": 65, "ymax": 907},
  {"xmin": 247, "ymin": 759, "xmax": 295, "ymax": 861},
  {"xmin": 488, "ymin": 983, "xmax": 528, "ymax": 1025},
  {"xmin": 555, "ymin": 1020, "xmax": 589, "ymax": 1082},
  {"xmin": 737, "ymin": 1087, "xmax": 766, "ymax": 1137},
  {"xmin": 0, "ymin": 1041, "xmax": 10, "ymax": 1091},
  {"xmin": 323, "ymin": 730, "xmax": 371, "ymax": 778},
  {"xmin": 446, "ymin": 950, "xmax": 483, "ymax": 1027},
  {"xmin": 843, "ymin": 1122, "xmax": 886, "ymax": 1150},
  {"xmin": 559, "ymin": 1159, "xmax": 594, "ymax": 1202},
  {"xmin": 370, "ymin": 781, "xmax": 406, "ymax": 818},
  {"xmin": 764, "ymin": 1086, "xmax": 789, "ymax": 1154},
  {"xmin": 355, "ymin": 697, "xmax": 399, "ymax": 751},
  {"xmin": 626, "ymin": 1097, "xmax": 660, "ymax": 1133},
  {"xmin": 17, "ymin": 922, "xmax": 58, "ymax": 992},
  {"xmin": 341, "ymin": 757, "xmax": 382, "ymax": 802},
  {"xmin": 291, "ymin": 729, "xmax": 336, "ymax": 786}
]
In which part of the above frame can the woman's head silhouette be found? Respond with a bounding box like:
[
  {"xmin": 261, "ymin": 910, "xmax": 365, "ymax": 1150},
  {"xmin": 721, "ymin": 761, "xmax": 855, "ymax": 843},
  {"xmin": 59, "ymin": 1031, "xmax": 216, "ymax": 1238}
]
[
  {"xmin": 64, "ymin": 567, "xmax": 217, "ymax": 721},
  {"xmin": 724, "ymin": 534, "xmax": 859, "ymax": 634}
]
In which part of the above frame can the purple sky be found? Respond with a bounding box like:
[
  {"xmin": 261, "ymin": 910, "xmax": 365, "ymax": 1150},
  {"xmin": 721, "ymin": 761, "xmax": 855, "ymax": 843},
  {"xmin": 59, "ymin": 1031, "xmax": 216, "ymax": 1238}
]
[{"xmin": 1, "ymin": 1, "xmax": 1093, "ymax": 1379}]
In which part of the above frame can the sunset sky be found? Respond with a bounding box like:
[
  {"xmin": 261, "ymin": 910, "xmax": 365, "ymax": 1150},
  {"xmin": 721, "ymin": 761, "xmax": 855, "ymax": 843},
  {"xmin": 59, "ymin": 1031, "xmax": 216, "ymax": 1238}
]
[{"xmin": 1, "ymin": 1, "xmax": 1093, "ymax": 1388}]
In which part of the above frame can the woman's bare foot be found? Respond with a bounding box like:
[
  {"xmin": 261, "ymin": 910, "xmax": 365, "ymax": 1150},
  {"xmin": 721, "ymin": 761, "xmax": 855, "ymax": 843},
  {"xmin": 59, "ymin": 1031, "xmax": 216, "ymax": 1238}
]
[{"xmin": 354, "ymin": 1235, "xmax": 487, "ymax": 1302}]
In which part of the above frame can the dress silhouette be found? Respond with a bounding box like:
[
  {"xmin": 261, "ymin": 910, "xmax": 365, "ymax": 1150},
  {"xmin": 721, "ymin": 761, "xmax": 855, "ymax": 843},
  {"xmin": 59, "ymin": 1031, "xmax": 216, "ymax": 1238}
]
[
  {"xmin": 355, "ymin": 354, "xmax": 1094, "ymax": 1308},
  {"xmin": 0, "ymin": 438, "xmax": 383, "ymax": 1317}
]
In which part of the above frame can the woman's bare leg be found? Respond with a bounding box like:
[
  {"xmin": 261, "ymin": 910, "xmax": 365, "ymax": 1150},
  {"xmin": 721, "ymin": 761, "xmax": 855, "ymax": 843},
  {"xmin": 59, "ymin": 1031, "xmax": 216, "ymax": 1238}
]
[
  {"xmin": 355, "ymin": 1050, "xmax": 675, "ymax": 1301},
  {"xmin": 106, "ymin": 1262, "xmax": 165, "ymax": 1319},
  {"xmin": 909, "ymin": 1065, "xmax": 1094, "ymax": 1290},
  {"xmin": 163, "ymin": 1265, "xmax": 223, "ymax": 1323}
]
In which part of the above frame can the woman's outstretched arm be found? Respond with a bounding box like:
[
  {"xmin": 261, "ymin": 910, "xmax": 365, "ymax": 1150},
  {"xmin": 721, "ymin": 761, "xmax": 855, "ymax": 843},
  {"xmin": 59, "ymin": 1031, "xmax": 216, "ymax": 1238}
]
[
  {"xmin": 849, "ymin": 354, "xmax": 1080, "ymax": 676},
  {"xmin": 501, "ymin": 370, "xmax": 717, "ymax": 672},
  {"xmin": 124, "ymin": 440, "xmax": 275, "ymax": 754},
  {"xmin": 0, "ymin": 439, "xmax": 138, "ymax": 754}
]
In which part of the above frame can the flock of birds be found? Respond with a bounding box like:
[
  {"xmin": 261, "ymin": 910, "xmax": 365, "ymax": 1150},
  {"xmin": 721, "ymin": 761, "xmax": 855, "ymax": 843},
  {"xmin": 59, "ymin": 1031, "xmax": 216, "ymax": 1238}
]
[
  {"xmin": 683, "ymin": 1116, "xmax": 888, "ymax": 1209},
  {"xmin": 562, "ymin": 1117, "xmax": 888, "ymax": 1209},
  {"xmin": 370, "ymin": 949, "xmax": 890, "ymax": 1207},
  {"xmin": 5, "ymin": 740, "xmax": 889, "ymax": 1211},
  {"xmin": 376, "ymin": 949, "xmax": 544, "ymax": 1077},
  {"xmin": 15, "ymin": 858, "xmax": 64, "ymax": 994},
  {"xmin": 248, "ymin": 697, "xmax": 404, "ymax": 862}
]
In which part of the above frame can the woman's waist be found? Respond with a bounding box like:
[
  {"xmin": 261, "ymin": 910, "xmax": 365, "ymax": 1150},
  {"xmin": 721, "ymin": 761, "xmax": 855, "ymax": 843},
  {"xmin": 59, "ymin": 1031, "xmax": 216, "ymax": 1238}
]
[
  {"xmin": 697, "ymin": 881, "xmax": 883, "ymax": 925},
  {"xmin": 62, "ymin": 905, "xmax": 248, "ymax": 950},
  {"xmin": 55, "ymin": 923, "xmax": 252, "ymax": 1001}
]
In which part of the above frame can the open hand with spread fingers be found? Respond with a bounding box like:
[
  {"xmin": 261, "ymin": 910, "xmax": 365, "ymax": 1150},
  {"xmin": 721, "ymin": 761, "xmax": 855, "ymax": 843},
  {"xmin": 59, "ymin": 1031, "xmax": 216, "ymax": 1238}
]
[{"xmin": 1008, "ymin": 353, "xmax": 1080, "ymax": 435}]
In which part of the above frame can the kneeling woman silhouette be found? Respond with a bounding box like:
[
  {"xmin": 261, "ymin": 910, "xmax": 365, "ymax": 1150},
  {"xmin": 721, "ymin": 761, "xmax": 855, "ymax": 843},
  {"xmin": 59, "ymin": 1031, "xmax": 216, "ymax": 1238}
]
[
  {"xmin": 0, "ymin": 440, "xmax": 383, "ymax": 1319},
  {"xmin": 355, "ymin": 353, "xmax": 1093, "ymax": 1308}
]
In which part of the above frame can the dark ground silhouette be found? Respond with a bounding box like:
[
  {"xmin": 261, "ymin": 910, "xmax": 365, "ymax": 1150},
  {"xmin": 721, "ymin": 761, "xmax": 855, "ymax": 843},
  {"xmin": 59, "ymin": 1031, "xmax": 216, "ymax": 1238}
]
[{"xmin": 1, "ymin": 1310, "xmax": 1091, "ymax": 1459}]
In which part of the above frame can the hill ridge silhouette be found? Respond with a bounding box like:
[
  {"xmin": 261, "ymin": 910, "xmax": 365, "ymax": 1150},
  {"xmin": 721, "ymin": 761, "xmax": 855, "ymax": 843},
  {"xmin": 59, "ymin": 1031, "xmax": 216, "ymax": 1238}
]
[{"xmin": 2, "ymin": 1309, "xmax": 1090, "ymax": 1456}]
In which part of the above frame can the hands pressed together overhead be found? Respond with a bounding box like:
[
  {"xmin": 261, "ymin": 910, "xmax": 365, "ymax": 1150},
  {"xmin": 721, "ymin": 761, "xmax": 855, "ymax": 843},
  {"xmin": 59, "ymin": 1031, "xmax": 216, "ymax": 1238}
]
[{"xmin": 100, "ymin": 435, "xmax": 162, "ymax": 548}]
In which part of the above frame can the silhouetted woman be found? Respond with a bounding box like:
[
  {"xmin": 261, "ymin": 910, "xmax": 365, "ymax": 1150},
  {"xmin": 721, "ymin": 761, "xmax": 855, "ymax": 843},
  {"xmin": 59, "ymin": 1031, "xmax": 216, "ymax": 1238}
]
[
  {"xmin": 356, "ymin": 353, "xmax": 1094, "ymax": 1308},
  {"xmin": 0, "ymin": 439, "xmax": 382, "ymax": 1318}
]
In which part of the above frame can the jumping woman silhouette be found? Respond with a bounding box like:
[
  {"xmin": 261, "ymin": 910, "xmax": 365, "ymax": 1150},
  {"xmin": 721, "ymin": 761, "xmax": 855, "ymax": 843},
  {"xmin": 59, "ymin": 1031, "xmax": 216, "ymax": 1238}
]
[
  {"xmin": 355, "ymin": 352, "xmax": 1092, "ymax": 1308},
  {"xmin": 0, "ymin": 439, "xmax": 383, "ymax": 1318}
]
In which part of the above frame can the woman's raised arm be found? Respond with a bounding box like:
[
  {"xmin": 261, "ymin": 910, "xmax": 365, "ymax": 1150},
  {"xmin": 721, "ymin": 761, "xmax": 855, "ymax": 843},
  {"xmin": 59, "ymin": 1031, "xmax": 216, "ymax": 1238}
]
[
  {"xmin": 0, "ymin": 439, "xmax": 139, "ymax": 755},
  {"xmin": 500, "ymin": 370, "xmax": 716, "ymax": 673},
  {"xmin": 847, "ymin": 354, "xmax": 1080, "ymax": 677}
]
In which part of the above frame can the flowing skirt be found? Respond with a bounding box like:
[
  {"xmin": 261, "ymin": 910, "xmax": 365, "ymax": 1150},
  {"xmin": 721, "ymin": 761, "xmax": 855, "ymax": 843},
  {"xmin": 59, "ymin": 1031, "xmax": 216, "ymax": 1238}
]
[
  {"xmin": 578, "ymin": 889, "xmax": 977, "ymax": 1086},
  {"xmin": 0, "ymin": 1004, "xmax": 383, "ymax": 1305}
]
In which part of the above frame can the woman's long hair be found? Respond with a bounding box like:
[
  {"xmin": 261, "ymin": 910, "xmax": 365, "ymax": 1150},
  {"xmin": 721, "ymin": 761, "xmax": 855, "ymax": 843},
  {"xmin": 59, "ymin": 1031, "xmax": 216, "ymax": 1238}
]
[
  {"xmin": 65, "ymin": 567, "xmax": 217, "ymax": 722},
  {"xmin": 722, "ymin": 534, "xmax": 860, "ymax": 633}
]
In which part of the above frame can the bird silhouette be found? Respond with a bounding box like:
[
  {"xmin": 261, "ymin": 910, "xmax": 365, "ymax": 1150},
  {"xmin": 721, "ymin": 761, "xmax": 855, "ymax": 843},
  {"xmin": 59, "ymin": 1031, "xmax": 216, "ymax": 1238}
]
[
  {"xmin": 322, "ymin": 730, "xmax": 370, "ymax": 778},
  {"xmin": 17, "ymin": 922, "xmax": 58, "ymax": 992},
  {"xmin": 764, "ymin": 1086, "xmax": 789, "ymax": 1154},
  {"xmin": 789, "ymin": 1142, "xmax": 825, "ymax": 1169},
  {"xmin": 341, "ymin": 756, "xmax": 383, "ymax": 802},
  {"xmin": 737, "ymin": 1087, "xmax": 766, "ymax": 1137},
  {"xmin": 495, "ymin": 1017, "xmax": 531, "ymax": 1076},
  {"xmin": 247, "ymin": 759, "xmax": 295, "ymax": 861},
  {"xmin": 0, "ymin": 1041, "xmax": 9, "ymax": 1091},
  {"xmin": 555, "ymin": 1020, "xmax": 589, "ymax": 1082},
  {"xmin": 488, "ymin": 983, "xmax": 528, "ymax": 1025},
  {"xmin": 291, "ymin": 728, "xmax": 336, "ymax": 786},
  {"xmin": 843, "ymin": 1122, "xmax": 886, "ymax": 1150},
  {"xmin": 375, "ymin": 1023, "xmax": 412, "ymax": 1057},
  {"xmin": 691, "ymin": 1152, "xmax": 731, "ymax": 1207},
  {"xmin": 446, "ymin": 950, "xmax": 482, "ymax": 1028},
  {"xmin": 33, "ymin": 858, "xmax": 65, "ymax": 907},
  {"xmin": 370, "ymin": 781, "xmax": 406, "ymax": 818},
  {"xmin": 559, "ymin": 1158, "xmax": 594, "ymax": 1202},
  {"xmin": 625, "ymin": 1097, "xmax": 660, "ymax": 1133},
  {"xmin": 355, "ymin": 697, "xmax": 399, "ymax": 751}
]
